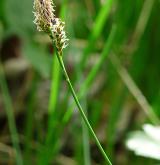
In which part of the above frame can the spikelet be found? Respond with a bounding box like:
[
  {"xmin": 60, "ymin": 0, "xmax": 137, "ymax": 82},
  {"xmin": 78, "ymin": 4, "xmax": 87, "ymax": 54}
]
[
  {"xmin": 33, "ymin": 0, "xmax": 55, "ymax": 34},
  {"xmin": 33, "ymin": 0, "xmax": 69, "ymax": 53},
  {"xmin": 52, "ymin": 18, "xmax": 69, "ymax": 54}
]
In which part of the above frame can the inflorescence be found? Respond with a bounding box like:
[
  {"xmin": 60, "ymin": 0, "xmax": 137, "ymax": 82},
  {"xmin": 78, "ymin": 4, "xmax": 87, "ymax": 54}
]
[{"xmin": 33, "ymin": 0, "xmax": 68, "ymax": 53}]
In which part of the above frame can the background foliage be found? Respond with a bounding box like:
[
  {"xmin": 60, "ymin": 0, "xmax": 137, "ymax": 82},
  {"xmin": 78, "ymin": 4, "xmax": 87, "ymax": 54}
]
[{"xmin": 0, "ymin": 0, "xmax": 160, "ymax": 164}]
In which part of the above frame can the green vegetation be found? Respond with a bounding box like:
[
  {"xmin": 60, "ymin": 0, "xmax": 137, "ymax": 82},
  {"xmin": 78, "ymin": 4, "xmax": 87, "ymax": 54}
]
[{"xmin": 0, "ymin": 0, "xmax": 160, "ymax": 164}]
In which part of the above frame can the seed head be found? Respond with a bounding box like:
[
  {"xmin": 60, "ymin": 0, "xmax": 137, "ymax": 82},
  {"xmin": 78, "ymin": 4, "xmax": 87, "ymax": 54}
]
[
  {"xmin": 33, "ymin": 0, "xmax": 55, "ymax": 34},
  {"xmin": 52, "ymin": 18, "xmax": 69, "ymax": 54},
  {"xmin": 33, "ymin": 0, "xmax": 69, "ymax": 53}
]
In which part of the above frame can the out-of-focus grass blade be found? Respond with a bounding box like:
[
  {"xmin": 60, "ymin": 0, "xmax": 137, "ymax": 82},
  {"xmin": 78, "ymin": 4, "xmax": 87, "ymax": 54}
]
[
  {"xmin": 47, "ymin": 54, "xmax": 60, "ymax": 131},
  {"xmin": 109, "ymin": 54, "xmax": 160, "ymax": 125},
  {"xmin": 106, "ymin": 86, "xmax": 127, "ymax": 160},
  {"xmin": 80, "ymin": 26, "xmax": 116, "ymax": 95},
  {"xmin": 0, "ymin": 63, "xmax": 23, "ymax": 165},
  {"xmin": 81, "ymin": 0, "xmax": 115, "ymax": 67},
  {"xmin": 24, "ymin": 73, "xmax": 39, "ymax": 164}
]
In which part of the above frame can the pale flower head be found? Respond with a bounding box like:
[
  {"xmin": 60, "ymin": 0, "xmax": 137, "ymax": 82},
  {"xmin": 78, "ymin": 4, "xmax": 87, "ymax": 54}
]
[
  {"xmin": 33, "ymin": 0, "xmax": 69, "ymax": 53},
  {"xmin": 52, "ymin": 18, "xmax": 69, "ymax": 54},
  {"xmin": 33, "ymin": 0, "xmax": 55, "ymax": 33}
]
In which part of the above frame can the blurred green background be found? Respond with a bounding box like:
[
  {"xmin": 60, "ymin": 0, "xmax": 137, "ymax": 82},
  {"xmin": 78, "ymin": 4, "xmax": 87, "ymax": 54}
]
[{"xmin": 0, "ymin": 0, "xmax": 160, "ymax": 164}]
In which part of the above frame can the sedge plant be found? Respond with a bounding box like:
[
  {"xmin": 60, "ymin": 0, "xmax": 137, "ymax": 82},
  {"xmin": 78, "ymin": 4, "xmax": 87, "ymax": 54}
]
[{"xmin": 33, "ymin": 0, "xmax": 112, "ymax": 164}]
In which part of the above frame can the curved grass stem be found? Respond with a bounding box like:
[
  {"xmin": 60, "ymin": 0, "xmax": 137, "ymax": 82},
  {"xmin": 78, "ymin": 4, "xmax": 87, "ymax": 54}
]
[{"xmin": 55, "ymin": 49, "xmax": 112, "ymax": 165}]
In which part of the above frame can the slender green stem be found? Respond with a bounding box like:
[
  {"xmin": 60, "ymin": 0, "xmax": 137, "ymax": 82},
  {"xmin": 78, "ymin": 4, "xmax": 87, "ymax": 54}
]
[
  {"xmin": 62, "ymin": 26, "xmax": 116, "ymax": 123},
  {"xmin": 0, "ymin": 63, "xmax": 23, "ymax": 165},
  {"xmin": 55, "ymin": 50, "xmax": 112, "ymax": 165}
]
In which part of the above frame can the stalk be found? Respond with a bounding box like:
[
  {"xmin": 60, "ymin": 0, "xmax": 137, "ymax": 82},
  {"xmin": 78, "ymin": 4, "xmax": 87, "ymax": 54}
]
[
  {"xmin": 54, "ymin": 48, "xmax": 112, "ymax": 165},
  {"xmin": 33, "ymin": 1, "xmax": 112, "ymax": 163}
]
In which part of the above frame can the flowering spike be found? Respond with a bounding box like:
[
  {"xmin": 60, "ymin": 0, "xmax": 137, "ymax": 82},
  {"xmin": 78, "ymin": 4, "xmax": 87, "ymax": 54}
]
[
  {"xmin": 33, "ymin": 0, "xmax": 55, "ymax": 34},
  {"xmin": 52, "ymin": 18, "xmax": 69, "ymax": 54},
  {"xmin": 33, "ymin": 0, "xmax": 69, "ymax": 53}
]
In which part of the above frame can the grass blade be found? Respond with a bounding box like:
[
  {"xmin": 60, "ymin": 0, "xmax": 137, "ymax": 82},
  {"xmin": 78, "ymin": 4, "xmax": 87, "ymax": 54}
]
[
  {"xmin": 81, "ymin": 0, "xmax": 115, "ymax": 67},
  {"xmin": 109, "ymin": 54, "xmax": 159, "ymax": 125},
  {"xmin": 0, "ymin": 63, "xmax": 23, "ymax": 165}
]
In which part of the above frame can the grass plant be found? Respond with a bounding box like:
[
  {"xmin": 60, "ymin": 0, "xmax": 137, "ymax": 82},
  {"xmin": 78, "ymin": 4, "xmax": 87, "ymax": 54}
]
[
  {"xmin": 33, "ymin": 0, "xmax": 112, "ymax": 164},
  {"xmin": 0, "ymin": 0, "xmax": 160, "ymax": 164}
]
